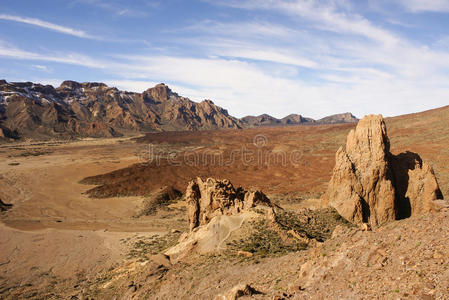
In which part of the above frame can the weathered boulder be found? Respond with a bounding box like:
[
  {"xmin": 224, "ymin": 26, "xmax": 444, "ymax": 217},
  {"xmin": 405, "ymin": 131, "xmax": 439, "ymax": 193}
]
[
  {"xmin": 186, "ymin": 177, "xmax": 272, "ymax": 231},
  {"xmin": 322, "ymin": 115, "xmax": 443, "ymax": 226}
]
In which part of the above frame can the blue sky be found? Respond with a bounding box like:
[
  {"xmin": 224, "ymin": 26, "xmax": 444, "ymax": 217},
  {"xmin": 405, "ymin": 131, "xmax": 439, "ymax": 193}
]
[{"xmin": 1, "ymin": 0, "xmax": 449, "ymax": 118}]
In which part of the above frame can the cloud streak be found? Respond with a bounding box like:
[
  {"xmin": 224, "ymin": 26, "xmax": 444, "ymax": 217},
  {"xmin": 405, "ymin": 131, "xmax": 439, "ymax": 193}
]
[
  {"xmin": 396, "ymin": 0, "xmax": 449, "ymax": 12},
  {"xmin": 205, "ymin": 0, "xmax": 399, "ymax": 45},
  {"xmin": 0, "ymin": 41, "xmax": 104, "ymax": 68},
  {"xmin": 0, "ymin": 14, "xmax": 97, "ymax": 39}
]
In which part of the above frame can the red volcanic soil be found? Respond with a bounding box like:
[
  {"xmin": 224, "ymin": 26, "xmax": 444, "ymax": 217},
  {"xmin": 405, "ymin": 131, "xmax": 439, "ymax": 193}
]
[{"xmin": 81, "ymin": 106, "xmax": 449, "ymax": 199}]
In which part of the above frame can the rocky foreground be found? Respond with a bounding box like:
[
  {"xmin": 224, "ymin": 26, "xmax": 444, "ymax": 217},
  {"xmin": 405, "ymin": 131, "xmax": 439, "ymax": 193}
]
[{"xmin": 79, "ymin": 209, "xmax": 448, "ymax": 299}]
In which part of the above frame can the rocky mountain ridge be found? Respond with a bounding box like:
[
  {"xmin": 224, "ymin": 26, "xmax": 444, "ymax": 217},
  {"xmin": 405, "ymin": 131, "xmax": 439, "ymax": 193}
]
[
  {"xmin": 0, "ymin": 80, "xmax": 243, "ymax": 140},
  {"xmin": 0, "ymin": 80, "xmax": 358, "ymax": 141},
  {"xmin": 241, "ymin": 112, "xmax": 358, "ymax": 127}
]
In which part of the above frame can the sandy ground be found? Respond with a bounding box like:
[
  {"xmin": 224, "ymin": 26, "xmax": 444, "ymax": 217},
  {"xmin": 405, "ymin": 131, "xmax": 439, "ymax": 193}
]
[{"xmin": 0, "ymin": 137, "xmax": 186, "ymax": 298}]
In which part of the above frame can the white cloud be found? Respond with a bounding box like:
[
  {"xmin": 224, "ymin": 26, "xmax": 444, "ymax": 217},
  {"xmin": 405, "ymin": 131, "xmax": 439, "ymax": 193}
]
[
  {"xmin": 74, "ymin": 0, "xmax": 159, "ymax": 17},
  {"xmin": 222, "ymin": 48, "xmax": 318, "ymax": 68},
  {"xmin": 0, "ymin": 14, "xmax": 97, "ymax": 39},
  {"xmin": 37, "ymin": 78, "xmax": 64, "ymax": 87},
  {"xmin": 173, "ymin": 20, "xmax": 320, "ymax": 68},
  {"xmin": 191, "ymin": 38, "xmax": 319, "ymax": 69},
  {"xmin": 32, "ymin": 65, "xmax": 51, "ymax": 72},
  {"xmin": 2, "ymin": 40, "xmax": 448, "ymax": 119},
  {"xmin": 206, "ymin": 0, "xmax": 399, "ymax": 46},
  {"xmin": 396, "ymin": 0, "xmax": 449, "ymax": 12},
  {"xmin": 104, "ymin": 80, "xmax": 160, "ymax": 93},
  {"xmin": 0, "ymin": 41, "xmax": 104, "ymax": 68},
  {"xmin": 183, "ymin": 20, "xmax": 300, "ymax": 39}
]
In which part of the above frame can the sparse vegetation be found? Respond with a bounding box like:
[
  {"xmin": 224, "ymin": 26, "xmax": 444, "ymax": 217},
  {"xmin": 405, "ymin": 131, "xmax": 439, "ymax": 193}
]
[
  {"xmin": 226, "ymin": 207, "xmax": 352, "ymax": 258},
  {"xmin": 127, "ymin": 232, "xmax": 182, "ymax": 260},
  {"xmin": 274, "ymin": 208, "xmax": 353, "ymax": 242},
  {"xmin": 227, "ymin": 218, "xmax": 308, "ymax": 257},
  {"xmin": 8, "ymin": 149, "xmax": 53, "ymax": 157}
]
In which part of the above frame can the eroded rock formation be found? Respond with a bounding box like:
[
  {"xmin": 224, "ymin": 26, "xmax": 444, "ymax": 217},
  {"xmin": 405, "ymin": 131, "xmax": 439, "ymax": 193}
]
[
  {"xmin": 322, "ymin": 114, "xmax": 443, "ymax": 226},
  {"xmin": 186, "ymin": 177, "xmax": 272, "ymax": 231}
]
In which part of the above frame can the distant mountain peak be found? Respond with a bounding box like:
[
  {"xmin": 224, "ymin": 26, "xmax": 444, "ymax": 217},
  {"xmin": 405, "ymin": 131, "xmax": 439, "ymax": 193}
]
[
  {"xmin": 317, "ymin": 112, "xmax": 358, "ymax": 124},
  {"xmin": 59, "ymin": 80, "xmax": 108, "ymax": 90},
  {"xmin": 59, "ymin": 80, "xmax": 82, "ymax": 89},
  {"xmin": 144, "ymin": 83, "xmax": 175, "ymax": 102}
]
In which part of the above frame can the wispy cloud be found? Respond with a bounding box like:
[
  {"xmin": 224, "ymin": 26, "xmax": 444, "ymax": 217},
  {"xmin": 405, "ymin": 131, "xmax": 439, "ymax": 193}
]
[
  {"xmin": 2, "ymin": 37, "xmax": 449, "ymax": 118},
  {"xmin": 0, "ymin": 41, "xmax": 104, "ymax": 68},
  {"xmin": 182, "ymin": 38, "xmax": 319, "ymax": 69},
  {"xmin": 183, "ymin": 20, "xmax": 300, "ymax": 39},
  {"xmin": 396, "ymin": 0, "xmax": 449, "ymax": 13},
  {"xmin": 205, "ymin": 0, "xmax": 399, "ymax": 46},
  {"xmin": 0, "ymin": 14, "xmax": 98, "ymax": 39},
  {"xmin": 177, "ymin": 21, "xmax": 318, "ymax": 68},
  {"xmin": 74, "ymin": 0, "xmax": 160, "ymax": 17},
  {"xmin": 32, "ymin": 65, "xmax": 51, "ymax": 72}
]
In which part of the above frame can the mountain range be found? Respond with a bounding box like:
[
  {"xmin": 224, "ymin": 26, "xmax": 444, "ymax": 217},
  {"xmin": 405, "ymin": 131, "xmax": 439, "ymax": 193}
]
[
  {"xmin": 0, "ymin": 80, "xmax": 358, "ymax": 141},
  {"xmin": 241, "ymin": 112, "xmax": 358, "ymax": 127}
]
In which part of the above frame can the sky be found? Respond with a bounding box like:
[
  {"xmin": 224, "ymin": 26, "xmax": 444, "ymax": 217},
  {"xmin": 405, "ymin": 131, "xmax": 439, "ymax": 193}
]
[{"xmin": 1, "ymin": 0, "xmax": 449, "ymax": 119}]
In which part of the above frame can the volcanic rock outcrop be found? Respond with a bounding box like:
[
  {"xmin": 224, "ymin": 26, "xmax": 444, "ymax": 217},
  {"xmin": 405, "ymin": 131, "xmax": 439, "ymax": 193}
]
[
  {"xmin": 322, "ymin": 114, "xmax": 443, "ymax": 226},
  {"xmin": 164, "ymin": 178, "xmax": 274, "ymax": 260},
  {"xmin": 186, "ymin": 177, "xmax": 272, "ymax": 231}
]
